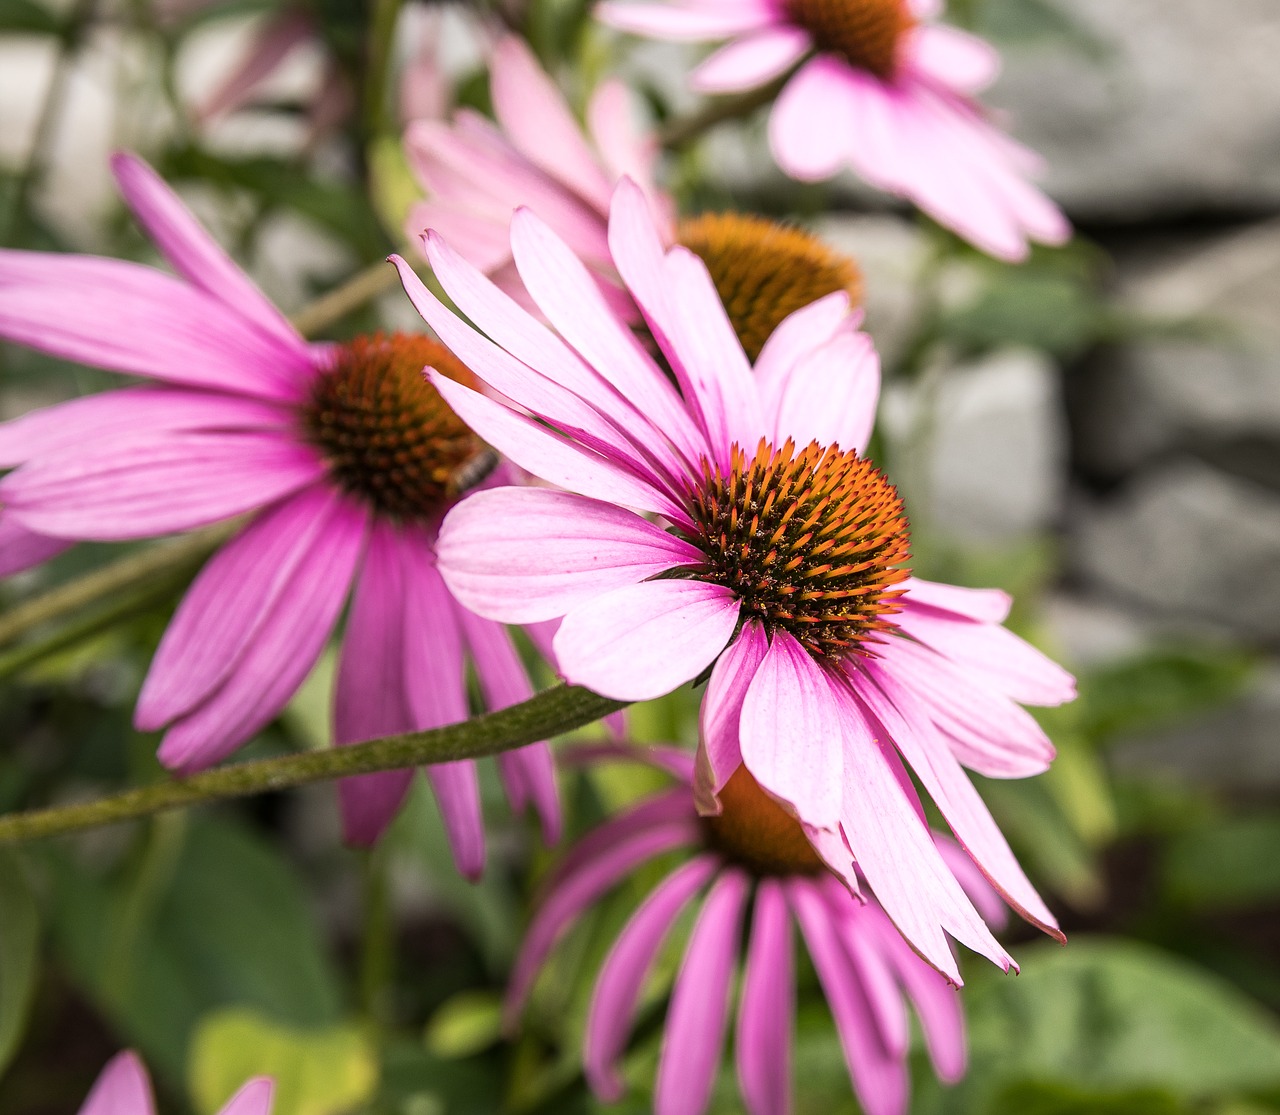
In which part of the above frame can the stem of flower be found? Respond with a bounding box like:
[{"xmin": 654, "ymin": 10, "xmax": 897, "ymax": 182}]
[
  {"xmin": 658, "ymin": 73, "xmax": 793, "ymax": 151},
  {"xmin": 0, "ymin": 685, "xmax": 626, "ymax": 845}
]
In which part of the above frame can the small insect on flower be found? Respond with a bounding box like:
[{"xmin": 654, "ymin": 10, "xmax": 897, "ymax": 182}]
[{"xmin": 395, "ymin": 177, "xmax": 1075, "ymax": 981}]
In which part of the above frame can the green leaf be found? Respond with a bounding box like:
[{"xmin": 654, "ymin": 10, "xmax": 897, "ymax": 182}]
[
  {"xmin": 424, "ymin": 991, "xmax": 503, "ymax": 1059},
  {"xmin": 1164, "ymin": 814, "xmax": 1280, "ymax": 909},
  {"xmin": 0, "ymin": 851, "xmax": 39, "ymax": 1079},
  {"xmin": 189, "ymin": 1008, "xmax": 377, "ymax": 1115}
]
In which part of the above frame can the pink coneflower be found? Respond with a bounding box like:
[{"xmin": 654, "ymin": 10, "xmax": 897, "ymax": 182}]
[
  {"xmin": 79, "ymin": 1051, "xmax": 272, "ymax": 1115},
  {"xmin": 393, "ymin": 177, "xmax": 1074, "ymax": 978},
  {"xmin": 0, "ymin": 153, "xmax": 557, "ymax": 871},
  {"xmin": 596, "ymin": 0, "xmax": 1070, "ymax": 261},
  {"xmin": 510, "ymin": 745, "xmax": 1005, "ymax": 1115}
]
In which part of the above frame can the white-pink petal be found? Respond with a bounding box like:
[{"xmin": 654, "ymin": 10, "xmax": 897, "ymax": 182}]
[
  {"xmin": 772, "ymin": 328, "xmax": 880, "ymax": 454},
  {"xmin": 691, "ymin": 26, "xmax": 811, "ymax": 93},
  {"xmin": 695, "ymin": 619, "xmax": 768, "ymax": 812}
]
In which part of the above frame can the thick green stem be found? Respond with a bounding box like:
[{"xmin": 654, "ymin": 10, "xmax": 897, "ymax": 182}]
[{"xmin": 0, "ymin": 685, "xmax": 626, "ymax": 845}]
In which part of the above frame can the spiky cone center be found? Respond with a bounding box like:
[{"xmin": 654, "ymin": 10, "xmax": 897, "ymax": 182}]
[
  {"xmin": 682, "ymin": 437, "xmax": 910, "ymax": 660},
  {"xmin": 677, "ymin": 212, "xmax": 862, "ymax": 364},
  {"xmin": 785, "ymin": 0, "xmax": 916, "ymax": 80},
  {"xmin": 702, "ymin": 766, "xmax": 826, "ymax": 876},
  {"xmin": 303, "ymin": 333, "xmax": 493, "ymax": 521}
]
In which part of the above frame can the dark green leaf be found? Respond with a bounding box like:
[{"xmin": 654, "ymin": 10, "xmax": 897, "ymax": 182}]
[
  {"xmin": 0, "ymin": 0, "xmax": 62, "ymax": 35},
  {"xmin": 1164, "ymin": 814, "xmax": 1280, "ymax": 909},
  {"xmin": 0, "ymin": 850, "xmax": 40, "ymax": 1079}
]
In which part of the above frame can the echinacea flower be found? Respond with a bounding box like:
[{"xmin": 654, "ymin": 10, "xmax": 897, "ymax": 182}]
[
  {"xmin": 510, "ymin": 745, "xmax": 1006, "ymax": 1115},
  {"xmin": 0, "ymin": 153, "xmax": 557, "ymax": 871},
  {"xmin": 78, "ymin": 1051, "xmax": 272, "ymax": 1115},
  {"xmin": 597, "ymin": 0, "xmax": 1070, "ymax": 262},
  {"xmin": 393, "ymin": 177, "xmax": 1074, "ymax": 978},
  {"xmin": 404, "ymin": 34, "xmax": 861, "ymax": 359}
]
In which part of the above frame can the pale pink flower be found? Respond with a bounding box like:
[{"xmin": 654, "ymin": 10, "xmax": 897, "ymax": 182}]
[
  {"xmin": 597, "ymin": 0, "xmax": 1070, "ymax": 261},
  {"xmin": 393, "ymin": 178, "xmax": 1074, "ymax": 978},
  {"xmin": 403, "ymin": 34, "xmax": 671, "ymax": 313},
  {"xmin": 0, "ymin": 154, "xmax": 558, "ymax": 872},
  {"xmin": 510, "ymin": 745, "xmax": 1004, "ymax": 1115},
  {"xmin": 79, "ymin": 1051, "xmax": 272, "ymax": 1115}
]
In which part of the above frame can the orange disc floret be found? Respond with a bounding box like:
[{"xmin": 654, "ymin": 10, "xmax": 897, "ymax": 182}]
[{"xmin": 786, "ymin": 0, "xmax": 916, "ymax": 80}]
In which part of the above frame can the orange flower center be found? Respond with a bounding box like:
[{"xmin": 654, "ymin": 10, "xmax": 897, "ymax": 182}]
[
  {"xmin": 303, "ymin": 332, "xmax": 493, "ymax": 521},
  {"xmin": 683, "ymin": 437, "xmax": 910, "ymax": 660},
  {"xmin": 677, "ymin": 212, "xmax": 862, "ymax": 364},
  {"xmin": 701, "ymin": 767, "xmax": 826, "ymax": 876},
  {"xmin": 786, "ymin": 0, "xmax": 916, "ymax": 80}
]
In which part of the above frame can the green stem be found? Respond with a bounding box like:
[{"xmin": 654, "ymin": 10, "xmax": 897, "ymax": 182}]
[
  {"xmin": 287, "ymin": 259, "xmax": 400, "ymax": 337},
  {"xmin": 0, "ymin": 685, "xmax": 626, "ymax": 846},
  {"xmin": 658, "ymin": 73, "xmax": 793, "ymax": 151}
]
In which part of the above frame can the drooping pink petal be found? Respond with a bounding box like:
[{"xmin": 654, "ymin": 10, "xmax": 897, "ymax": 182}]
[
  {"xmin": 0, "ymin": 253, "xmax": 311, "ymax": 401},
  {"xmin": 790, "ymin": 880, "xmax": 909, "ymax": 1115},
  {"xmin": 561, "ymin": 742, "xmax": 696, "ymax": 783},
  {"xmin": 691, "ymin": 26, "xmax": 811, "ymax": 94},
  {"xmin": 196, "ymin": 8, "xmax": 312, "ymax": 120},
  {"xmin": 772, "ymin": 329, "xmax": 880, "ymax": 454},
  {"xmin": 156, "ymin": 496, "xmax": 367, "ymax": 772},
  {"xmin": 894, "ymin": 605, "xmax": 1077, "ymax": 706},
  {"xmin": 588, "ymin": 81, "xmax": 665, "ymax": 219},
  {"xmin": 435, "ymin": 486, "xmax": 701, "ymax": 624},
  {"xmin": 0, "ymin": 387, "xmax": 293, "ymax": 469},
  {"xmin": 867, "ymin": 906, "xmax": 967, "ymax": 1083},
  {"xmin": 426, "ymin": 760, "xmax": 487, "ymax": 882},
  {"xmin": 110, "ymin": 153, "xmax": 303, "ymax": 350},
  {"xmin": 584, "ymin": 856, "xmax": 719, "ymax": 1101},
  {"xmin": 905, "ymin": 24, "xmax": 1001, "ymax": 94},
  {"xmin": 455, "ymin": 605, "xmax": 561, "ymax": 845},
  {"xmin": 695, "ymin": 619, "xmax": 768, "ymax": 813},
  {"xmin": 899, "ymin": 577, "xmax": 1010, "ymax": 624},
  {"xmin": 216, "ymin": 1078, "xmax": 275, "ymax": 1115},
  {"xmin": 490, "ymin": 36, "xmax": 613, "ymax": 212},
  {"xmin": 404, "ymin": 200, "xmax": 512, "ymax": 273},
  {"xmin": 554, "ymin": 578, "xmax": 740, "ymax": 702},
  {"xmin": 736, "ymin": 878, "xmax": 793, "ymax": 1115},
  {"xmin": 78, "ymin": 1052, "xmax": 155, "ymax": 1115},
  {"xmin": 832, "ymin": 681, "xmax": 1015, "ymax": 980},
  {"xmin": 858, "ymin": 662, "xmax": 1062, "ymax": 939},
  {"xmin": 0, "ymin": 430, "xmax": 325, "ymax": 541},
  {"xmin": 739, "ymin": 631, "xmax": 845, "ymax": 830},
  {"xmin": 505, "ymin": 820, "xmax": 699, "ymax": 1022},
  {"xmin": 936, "ymin": 834, "xmax": 1008, "ymax": 930},
  {"xmin": 0, "ymin": 516, "xmax": 70, "ymax": 578},
  {"xmin": 769, "ymin": 58, "xmax": 861, "ymax": 183},
  {"xmin": 137, "ymin": 484, "xmax": 340, "ymax": 730},
  {"xmin": 598, "ymin": 0, "xmax": 775, "ymax": 39},
  {"xmin": 655, "ymin": 868, "xmax": 750, "ymax": 1115}
]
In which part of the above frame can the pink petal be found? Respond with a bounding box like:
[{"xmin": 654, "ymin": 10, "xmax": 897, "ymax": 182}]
[
  {"xmin": 899, "ymin": 576, "xmax": 1010, "ymax": 624},
  {"xmin": 584, "ymin": 855, "xmax": 718, "ymax": 1101},
  {"xmin": 0, "ymin": 253, "xmax": 310, "ymax": 401},
  {"xmin": 404, "ymin": 200, "xmax": 512, "ymax": 273},
  {"xmin": 216, "ymin": 1078, "xmax": 275, "ymax": 1115},
  {"xmin": 736, "ymin": 878, "xmax": 793, "ymax": 1115},
  {"xmin": 655, "ymin": 868, "xmax": 750, "ymax": 1115},
  {"xmin": 0, "ymin": 430, "xmax": 325, "ymax": 541},
  {"xmin": 561, "ymin": 742, "xmax": 696, "ymax": 783},
  {"xmin": 905, "ymin": 24, "xmax": 1001, "ymax": 94},
  {"xmin": 490, "ymin": 36, "xmax": 613, "ymax": 212},
  {"xmin": 753, "ymin": 291, "xmax": 858, "ymax": 408},
  {"xmin": 0, "ymin": 387, "xmax": 293, "ymax": 469},
  {"xmin": 894, "ymin": 605, "xmax": 1076, "ymax": 706},
  {"xmin": 790, "ymin": 880, "xmax": 909, "ymax": 1115},
  {"xmin": 426, "ymin": 760, "xmax": 487, "ymax": 881},
  {"xmin": 824, "ymin": 881, "xmax": 909, "ymax": 1058},
  {"xmin": 196, "ymin": 8, "xmax": 311, "ymax": 119},
  {"xmin": 456, "ymin": 605, "xmax": 561, "ymax": 845},
  {"xmin": 772, "ymin": 328, "xmax": 880, "ymax": 454},
  {"xmin": 505, "ymin": 820, "xmax": 698, "ymax": 1022},
  {"xmin": 769, "ymin": 58, "xmax": 860, "ymax": 183},
  {"xmin": 0, "ymin": 516, "xmax": 70, "ymax": 578},
  {"xmin": 554, "ymin": 578, "xmax": 740, "ymax": 702},
  {"xmin": 833, "ymin": 681, "xmax": 1015, "ymax": 981},
  {"xmin": 858, "ymin": 663, "xmax": 1062, "ymax": 939},
  {"xmin": 691, "ymin": 27, "xmax": 811, "ymax": 94},
  {"xmin": 739, "ymin": 631, "xmax": 845, "ymax": 830},
  {"xmin": 597, "ymin": 1, "xmax": 776, "ymax": 39},
  {"xmin": 78, "ymin": 1052, "xmax": 155, "ymax": 1115},
  {"xmin": 155, "ymin": 496, "xmax": 367, "ymax": 772},
  {"xmin": 695, "ymin": 619, "xmax": 768, "ymax": 812},
  {"xmin": 588, "ymin": 81, "xmax": 665, "ymax": 215},
  {"xmin": 937, "ymin": 834, "xmax": 1009, "ymax": 930},
  {"xmin": 110, "ymin": 153, "xmax": 303, "ymax": 350},
  {"xmin": 137, "ymin": 485, "xmax": 342, "ymax": 730},
  {"xmin": 436, "ymin": 486, "xmax": 701, "ymax": 624}
]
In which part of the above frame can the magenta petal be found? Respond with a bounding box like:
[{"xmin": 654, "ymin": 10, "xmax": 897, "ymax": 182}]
[
  {"xmin": 156, "ymin": 496, "xmax": 367, "ymax": 772},
  {"xmin": 0, "ymin": 516, "xmax": 70, "ymax": 578},
  {"xmin": 505, "ymin": 821, "xmax": 698, "ymax": 1024},
  {"xmin": 655, "ymin": 868, "xmax": 750, "ymax": 1115},
  {"xmin": 216, "ymin": 1078, "xmax": 275, "ymax": 1115},
  {"xmin": 137, "ymin": 485, "xmax": 341, "ymax": 730},
  {"xmin": 110, "ymin": 154, "xmax": 303, "ymax": 351},
  {"xmin": 790, "ymin": 880, "xmax": 909, "ymax": 1115},
  {"xmin": 78, "ymin": 1052, "xmax": 155, "ymax": 1115},
  {"xmin": 554, "ymin": 578, "xmax": 740, "ymax": 702},
  {"xmin": 1, "ymin": 430, "xmax": 325, "ymax": 541},
  {"xmin": 696, "ymin": 619, "xmax": 768, "ymax": 812},
  {"xmin": 824, "ymin": 881, "xmax": 909, "ymax": 1058},
  {"xmin": 436, "ymin": 486, "xmax": 701, "ymax": 624},
  {"xmin": 900, "ymin": 577, "xmax": 1011, "ymax": 624},
  {"xmin": 739, "ymin": 631, "xmax": 844, "ymax": 830},
  {"xmin": 736, "ymin": 878, "xmax": 793, "ymax": 1115},
  {"xmin": 426, "ymin": 760, "xmax": 487, "ymax": 881},
  {"xmin": 584, "ymin": 855, "xmax": 718, "ymax": 1101}
]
